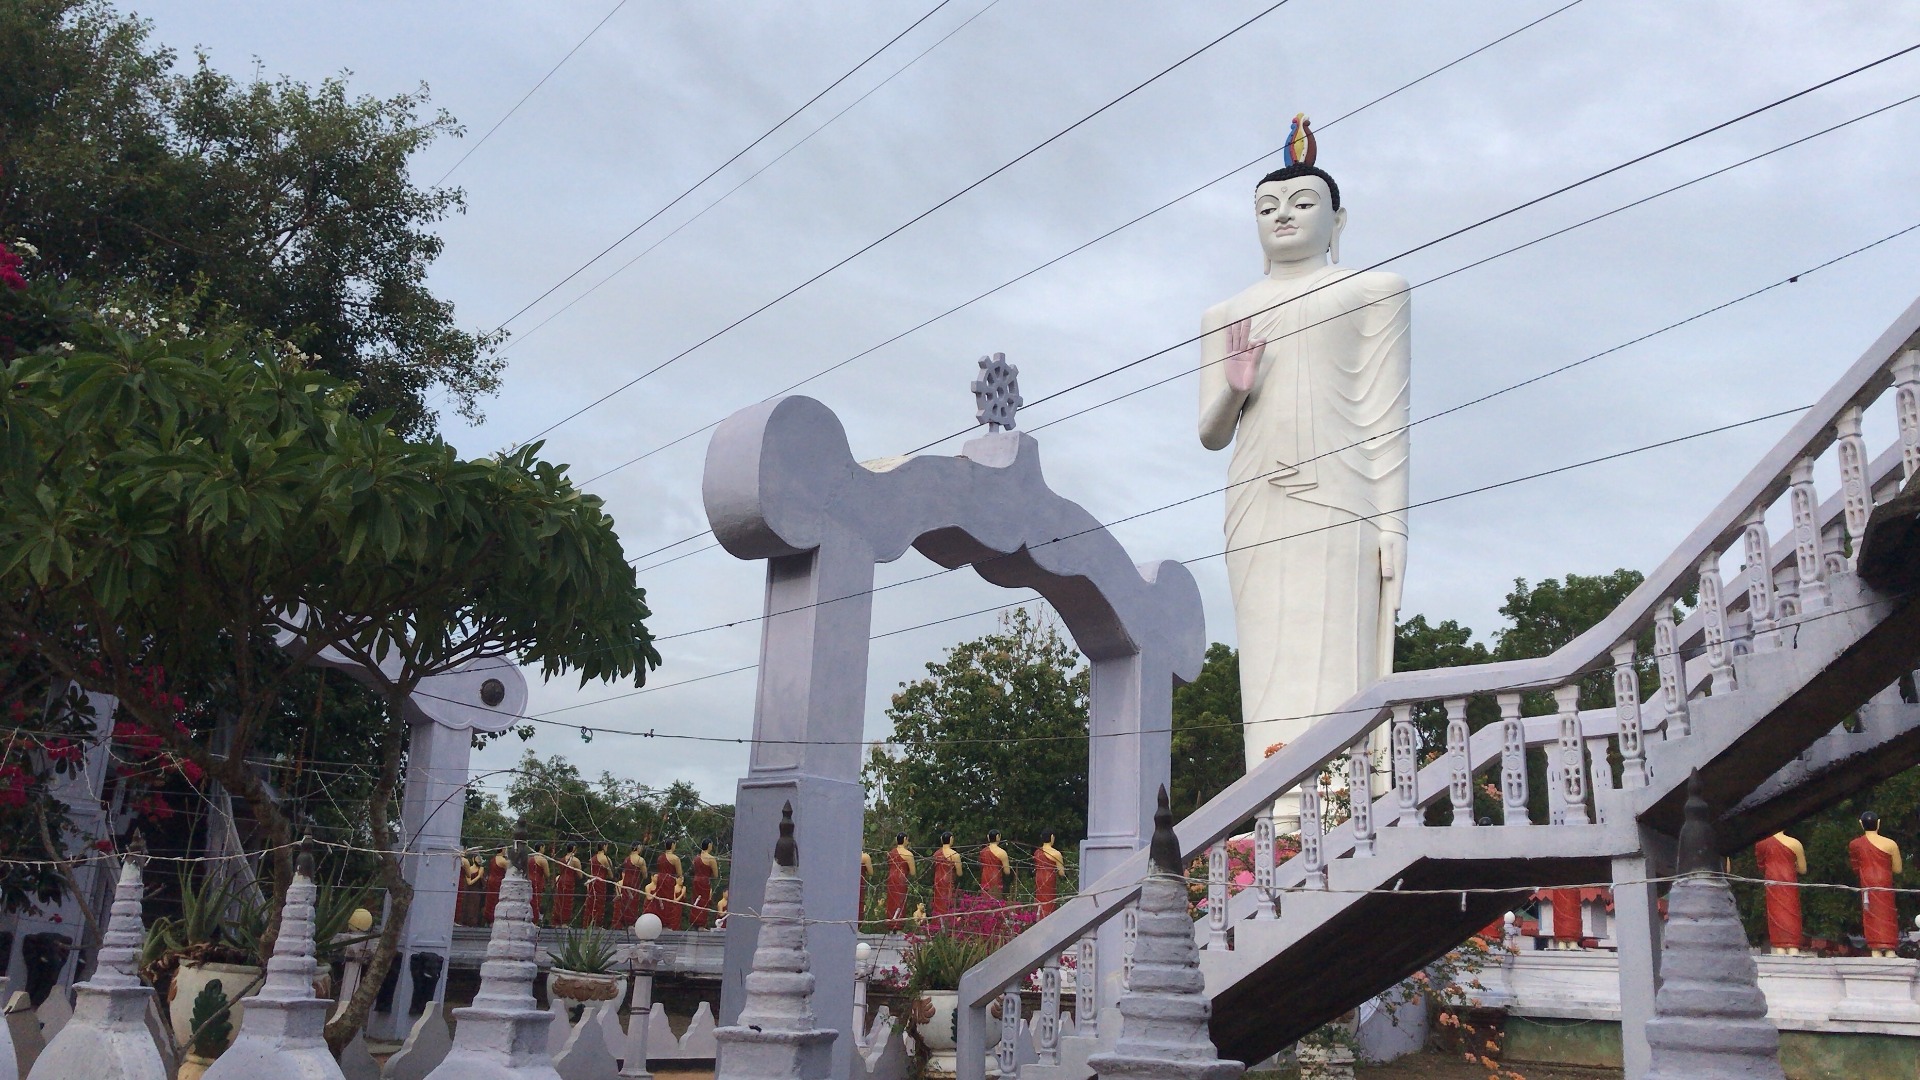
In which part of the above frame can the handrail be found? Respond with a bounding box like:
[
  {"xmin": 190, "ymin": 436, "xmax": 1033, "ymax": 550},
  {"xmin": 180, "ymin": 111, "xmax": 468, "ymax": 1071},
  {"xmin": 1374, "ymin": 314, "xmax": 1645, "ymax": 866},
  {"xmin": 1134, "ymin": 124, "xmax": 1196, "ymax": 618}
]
[{"xmin": 961, "ymin": 295, "xmax": 1920, "ymax": 1016}]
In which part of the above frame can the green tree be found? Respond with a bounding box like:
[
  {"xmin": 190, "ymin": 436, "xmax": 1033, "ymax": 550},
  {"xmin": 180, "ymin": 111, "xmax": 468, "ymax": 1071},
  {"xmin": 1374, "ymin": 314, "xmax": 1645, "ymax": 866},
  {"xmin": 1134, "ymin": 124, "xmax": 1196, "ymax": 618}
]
[
  {"xmin": 864, "ymin": 608, "xmax": 1089, "ymax": 854},
  {"xmin": 1170, "ymin": 643, "xmax": 1244, "ymax": 813},
  {"xmin": 0, "ymin": 291, "xmax": 657, "ymax": 1046},
  {"xmin": 0, "ymin": 0, "xmax": 501, "ymax": 435}
]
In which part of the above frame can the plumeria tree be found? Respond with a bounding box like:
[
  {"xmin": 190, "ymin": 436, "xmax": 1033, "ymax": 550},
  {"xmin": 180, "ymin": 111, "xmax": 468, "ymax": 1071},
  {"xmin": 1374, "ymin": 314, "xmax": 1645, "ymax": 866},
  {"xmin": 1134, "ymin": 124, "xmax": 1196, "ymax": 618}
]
[{"xmin": 0, "ymin": 260, "xmax": 659, "ymax": 1046}]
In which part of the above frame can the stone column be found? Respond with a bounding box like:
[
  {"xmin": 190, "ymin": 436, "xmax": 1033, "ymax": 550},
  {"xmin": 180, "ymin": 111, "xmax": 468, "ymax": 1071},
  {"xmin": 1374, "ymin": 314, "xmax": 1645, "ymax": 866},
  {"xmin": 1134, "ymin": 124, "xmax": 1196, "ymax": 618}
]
[
  {"xmin": 422, "ymin": 830, "xmax": 561, "ymax": 1080},
  {"xmin": 204, "ymin": 844, "xmax": 342, "ymax": 1080},
  {"xmin": 1087, "ymin": 789, "xmax": 1242, "ymax": 1080},
  {"xmin": 1645, "ymin": 773, "xmax": 1784, "ymax": 1078},
  {"xmin": 27, "ymin": 856, "xmax": 163, "ymax": 1080},
  {"xmin": 714, "ymin": 804, "xmax": 835, "ymax": 1080}
]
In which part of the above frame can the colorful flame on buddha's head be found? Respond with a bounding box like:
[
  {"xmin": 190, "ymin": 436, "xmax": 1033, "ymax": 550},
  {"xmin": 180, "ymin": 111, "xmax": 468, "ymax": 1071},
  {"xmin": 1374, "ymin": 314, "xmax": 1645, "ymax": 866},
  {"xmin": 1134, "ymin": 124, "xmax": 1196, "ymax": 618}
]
[{"xmin": 1282, "ymin": 113, "xmax": 1316, "ymax": 169}]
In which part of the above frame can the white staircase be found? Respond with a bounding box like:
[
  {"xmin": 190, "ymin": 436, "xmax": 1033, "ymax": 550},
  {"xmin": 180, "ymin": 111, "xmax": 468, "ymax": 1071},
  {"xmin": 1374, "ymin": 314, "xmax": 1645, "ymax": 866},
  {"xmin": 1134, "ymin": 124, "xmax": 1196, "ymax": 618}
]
[{"xmin": 957, "ymin": 297, "xmax": 1920, "ymax": 1079}]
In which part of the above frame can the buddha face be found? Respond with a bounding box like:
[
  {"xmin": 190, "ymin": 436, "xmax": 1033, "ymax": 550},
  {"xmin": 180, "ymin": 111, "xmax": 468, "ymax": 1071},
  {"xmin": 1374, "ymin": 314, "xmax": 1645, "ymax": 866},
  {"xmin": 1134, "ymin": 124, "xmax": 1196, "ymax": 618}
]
[{"xmin": 1254, "ymin": 176, "xmax": 1343, "ymax": 270}]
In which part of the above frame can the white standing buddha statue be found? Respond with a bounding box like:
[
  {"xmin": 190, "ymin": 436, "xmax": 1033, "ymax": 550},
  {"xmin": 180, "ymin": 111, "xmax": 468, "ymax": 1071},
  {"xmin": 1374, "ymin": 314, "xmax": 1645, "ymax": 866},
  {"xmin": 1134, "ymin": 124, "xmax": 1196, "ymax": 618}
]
[{"xmin": 1197, "ymin": 115, "xmax": 1410, "ymax": 828}]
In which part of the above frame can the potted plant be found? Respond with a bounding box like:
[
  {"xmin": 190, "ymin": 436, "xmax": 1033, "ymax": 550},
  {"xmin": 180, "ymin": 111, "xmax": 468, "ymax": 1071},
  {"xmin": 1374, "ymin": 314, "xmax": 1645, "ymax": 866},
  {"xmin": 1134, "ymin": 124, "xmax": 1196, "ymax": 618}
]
[
  {"xmin": 143, "ymin": 870, "xmax": 268, "ymax": 1049},
  {"xmin": 900, "ymin": 894, "xmax": 1037, "ymax": 1079},
  {"xmin": 176, "ymin": 977, "xmax": 234, "ymax": 1080},
  {"xmin": 546, "ymin": 926, "xmax": 622, "ymax": 1004}
]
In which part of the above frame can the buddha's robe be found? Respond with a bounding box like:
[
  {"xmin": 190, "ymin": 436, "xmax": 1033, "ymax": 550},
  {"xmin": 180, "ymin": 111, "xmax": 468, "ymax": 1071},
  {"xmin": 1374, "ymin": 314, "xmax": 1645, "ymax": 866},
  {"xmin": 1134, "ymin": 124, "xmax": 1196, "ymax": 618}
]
[
  {"xmin": 1200, "ymin": 265, "xmax": 1410, "ymax": 825},
  {"xmin": 689, "ymin": 850, "xmax": 718, "ymax": 929},
  {"xmin": 526, "ymin": 853, "xmax": 549, "ymax": 926},
  {"xmin": 931, "ymin": 846, "xmax": 961, "ymax": 918},
  {"xmin": 614, "ymin": 852, "xmax": 646, "ymax": 928},
  {"xmin": 552, "ymin": 856, "xmax": 580, "ymax": 926},
  {"xmin": 886, "ymin": 846, "xmax": 914, "ymax": 926},
  {"xmin": 481, "ymin": 853, "xmax": 508, "ymax": 924},
  {"xmin": 1034, "ymin": 846, "xmax": 1063, "ymax": 916},
  {"xmin": 1849, "ymin": 833, "xmax": 1901, "ymax": 951},
  {"xmin": 1755, "ymin": 833, "xmax": 1804, "ymax": 952},
  {"xmin": 979, "ymin": 844, "xmax": 1009, "ymax": 900}
]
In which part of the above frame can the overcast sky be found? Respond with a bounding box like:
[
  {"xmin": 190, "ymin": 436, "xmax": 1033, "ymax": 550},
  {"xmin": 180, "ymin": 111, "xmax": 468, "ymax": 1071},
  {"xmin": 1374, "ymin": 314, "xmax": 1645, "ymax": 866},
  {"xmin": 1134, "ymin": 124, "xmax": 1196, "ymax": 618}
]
[{"xmin": 134, "ymin": 0, "xmax": 1920, "ymax": 805}]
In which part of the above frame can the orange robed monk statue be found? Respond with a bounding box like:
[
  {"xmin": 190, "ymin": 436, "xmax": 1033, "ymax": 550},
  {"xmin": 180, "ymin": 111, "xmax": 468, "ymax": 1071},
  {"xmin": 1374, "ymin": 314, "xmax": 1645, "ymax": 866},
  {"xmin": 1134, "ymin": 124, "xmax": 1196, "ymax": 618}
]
[
  {"xmin": 980, "ymin": 831, "xmax": 1011, "ymax": 900},
  {"xmin": 583, "ymin": 842, "xmax": 613, "ymax": 927},
  {"xmin": 931, "ymin": 831, "xmax": 962, "ymax": 918},
  {"xmin": 552, "ymin": 844, "xmax": 582, "ymax": 926},
  {"xmin": 1755, "ymin": 830, "xmax": 1807, "ymax": 955},
  {"xmin": 646, "ymin": 841, "xmax": 685, "ymax": 930},
  {"xmin": 1850, "ymin": 811, "xmax": 1903, "ymax": 956},
  {"xmin": 1543, "ymin": 888, "xmax": 1584, "ymax": 949},
  {"xmin": 456, "ymin": 852, "xmax": 485, "ymax": 926},
  {"xmin": 526, "ymin": 844, "xmax": 550, "ymax": 926},
  {"xmin": 886, "ymin": 833, "xmax": 915, "ymax": 927},
  {"xmin": 1034, "ymin": 832, "xmax": 1065, "ymax": 915},
  {"xmin": 614, "ymin": 843, "xmax": 647, "ymax": 928},
  {"xmin": 688, "ymin": 838, "xmax": 719, "ymax": 928},
  {"xmin": 481, "ymin": 847, "xmax": 508, "ymax": 924}
]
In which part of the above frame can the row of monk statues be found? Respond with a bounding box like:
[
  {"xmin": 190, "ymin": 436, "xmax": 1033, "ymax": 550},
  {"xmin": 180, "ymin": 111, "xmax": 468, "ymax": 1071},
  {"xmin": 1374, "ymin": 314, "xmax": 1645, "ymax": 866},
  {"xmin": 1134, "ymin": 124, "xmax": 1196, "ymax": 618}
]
[
  {"xmin": 861, "ymin": 829, "xmax": 1070, "ymax": 925},
  {"xmin": 456, "ymin": 838, "xmax": 727, "ymax": 931},
  {"xmin": 1756, "ymin": 813, "xmax": 1908, "ymax": 958}
]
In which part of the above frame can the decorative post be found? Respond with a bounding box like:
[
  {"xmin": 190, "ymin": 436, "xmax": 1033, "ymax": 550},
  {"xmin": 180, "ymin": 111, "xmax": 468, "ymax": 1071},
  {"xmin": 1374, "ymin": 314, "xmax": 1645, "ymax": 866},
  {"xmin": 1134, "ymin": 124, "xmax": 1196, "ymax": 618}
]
[
  {"xmin": 1205, "ymin": 843, "xmax": 1229, "ymax": 949},
  {"xmin": 1252, "ymin": 812, "xmax": 1277, "ymax": 920},
  {"xmin": 1654, "ymin": 607, "xmax": 1689, "ymax": 739},
  {"xmin": 1348, "ymin": 740, "xmax": 1375, "ymax": 855},
  {"xmin": 1788, "ymin": 458, "xmax": 1829, "ymax": 613},
  {"xmin": 1300, "ymin": 785, "xmax": 1326, "ymax": 889},
  {"xmin": 28, "ymin": 854, "xmax": 162, "ymax": 1080},
  {"xmin": 1698, "ymin": 554, "xmax": 1736, "ymax": 693},
  {"xmin": 1498, "ymin": 693, "xmax": 1529, "ymax": 826},
  {"xmin": 421, "ymin": 828, "xmax": 560, "ymax": 1080},
  {"xmin": 1121, "ymin": 907, "xmax": 1139, "ymax": 990},
  {"xmin": 1076, "ymin": 938, "xmax": 1098, "ymax": 1037},
  {"xmin": 1836, "ymin": 404, "xmax": 1871, "ymax": 563},
  {"xmin": 1036, "ymin": 955, "xmax": 1062, "ymax": 1066},
  {"xmin": 203, "ymin": 841, "xmax": 343, "ymax": 1080},
  {"xmin": 1087, "ymin": 789, "xmax": 1245, "ymax": 1080},
  {"xmin": 1555, "ymin": 686, "xmax": 1589, "ymax": 826},
  {"xmin": 713, "ymin": 804, "xmax": 836, "ymax": 1080},
  {"xmin": 1894, "ymin": 350, "xmax": 1920, "ymax": 484},
  {"xmin": 1614, "ymin": 643, "xmax": 1648, "ymax": 789},
  {"xmin": 996, "ymin": 988, "xmax": 1022, "ymax": 1076},
  {"xmin": 1743, "ymin": 510, "xmax": 1779, "ymax": 651},
  {"xmin": 1390, "ymin": 704, "xmax": 1418, "ymax": 826},
  {"xmin": 624, "ymin": 913, "xmax": 665, "ymax": 1079},
  {"xmin": 1446, "ymin": 698, "xmax": 1472, "ymax": 827}
]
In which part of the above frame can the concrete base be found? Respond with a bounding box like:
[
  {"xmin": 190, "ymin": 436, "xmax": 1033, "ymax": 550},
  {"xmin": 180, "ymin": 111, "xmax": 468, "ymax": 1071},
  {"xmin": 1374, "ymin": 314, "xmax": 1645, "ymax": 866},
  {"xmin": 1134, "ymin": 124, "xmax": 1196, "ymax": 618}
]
[{"xmin": 1506, "ymin": 1017, "xmax": 1920, "ymax": 1080}]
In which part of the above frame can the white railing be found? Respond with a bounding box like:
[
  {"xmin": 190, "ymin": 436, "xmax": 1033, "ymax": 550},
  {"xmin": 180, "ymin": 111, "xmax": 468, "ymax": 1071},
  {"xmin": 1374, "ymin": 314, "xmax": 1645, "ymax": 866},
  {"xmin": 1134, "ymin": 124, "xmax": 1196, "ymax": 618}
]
[{"xmin": 957, "ymin": 297, "xmax": 1920, "ymax": 1080}]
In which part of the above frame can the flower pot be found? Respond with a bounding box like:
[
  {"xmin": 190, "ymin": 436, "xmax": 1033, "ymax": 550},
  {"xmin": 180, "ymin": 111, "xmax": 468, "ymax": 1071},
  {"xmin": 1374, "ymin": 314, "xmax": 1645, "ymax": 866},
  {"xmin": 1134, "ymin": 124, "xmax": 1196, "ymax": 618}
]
[
  {"xmin": 168, "ymin": 960, "xmax": 262, "ymax": 1050},
  {"xmin": 547, "ymin": 967, "xmax": 621, "ymax": 1003},
  {"xmin": 176, "ymin": 1051, "xmax": 216, "ymax": 1080},
  {"xmin": 910, "ymin": 989, "xmax": 958, "ymax": 1078}
]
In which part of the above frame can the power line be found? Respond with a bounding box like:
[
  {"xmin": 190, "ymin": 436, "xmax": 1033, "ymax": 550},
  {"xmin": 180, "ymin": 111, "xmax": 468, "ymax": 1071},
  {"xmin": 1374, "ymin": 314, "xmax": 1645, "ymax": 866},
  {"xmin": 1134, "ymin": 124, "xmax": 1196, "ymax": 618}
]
[
  {"xmin": 504, "ymin": 0, "xmax": 1009, "ymax": 360},
  {"xmin": 516, "ymin": 0, "xmax": 1303, "ymax": 444},
  {"xmin": 578, "ymin": 0, "xmax": 1591, "ymax": 488},
  {"xmin": 490, "ymin": 0, "xmax": 958, "ymax": 337},
  {"xmin": 433, "ymin": 0, "xmax": 632, "ymax": 186},
  {"xmin": 616, "ymin": 86, "xmax": 1918, "ymax": 573}
]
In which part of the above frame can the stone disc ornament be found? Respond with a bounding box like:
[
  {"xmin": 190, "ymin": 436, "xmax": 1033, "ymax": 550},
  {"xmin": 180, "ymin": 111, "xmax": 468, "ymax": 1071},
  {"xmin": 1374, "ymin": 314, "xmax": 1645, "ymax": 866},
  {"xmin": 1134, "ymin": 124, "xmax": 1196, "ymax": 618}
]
[{"xmin": 971, "ymin": 352, "xmax": 1022, "ymax": 432}]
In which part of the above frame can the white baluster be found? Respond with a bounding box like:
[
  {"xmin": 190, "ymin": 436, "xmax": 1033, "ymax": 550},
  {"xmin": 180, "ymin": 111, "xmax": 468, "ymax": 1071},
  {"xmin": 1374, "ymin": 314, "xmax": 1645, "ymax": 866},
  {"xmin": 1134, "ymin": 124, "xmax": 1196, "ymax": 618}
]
[
  {"xmin": 1788, "ymin": 457, "xmax": 1829, "ymax": 612},
  {"xmin": 1301, "ymin": 783, "xmax": 1327, "ymax": 888},
  {"xmin": 1654, "ymin": 606, "xmax": 1688, "ymax": 739},
  {"xmin": 1556, "ymin": 685, "xmax": 1589, "ymax": 825},
  {"xmin": 1743, "ymin": 509, "xmax": 1779, "ymax": 651},
  {"xmin": 1252, "ymin": 811, "xmax": 1276, "ymax": 920},
  {"xmin": 1584, "ymin": 730, "xmax": 1612, "ymax": 824},
  {"xmin": 1037, "ymin": 955, "xmax": 1061, "ymax": 1066},
  {"xmin": 1699, "ymin": 553, "xmax": 1736, "ymax": 693},
  {"xmin": 1446, "ymin": 698, "xmax": 1472, "ymax": 827},
  {"xmin": 1206, "ymin": 842, "xmax": 1229, "ymax": 950},
  {"xmin": 1350, "ymin": 739, "xmax": 1376, "ymax": 855},
  {"xmin": 1498, "ymin": 692, "xmax": 1528, "ymax": 826},
  {"xmin": 1837, "ymin": 404, "xmax": 1871, "ymax": 563},
  {"xmin": 1075, "ymin": 937, "xmax": 1097, "ymax": 1036},
  {"xmin": 1121, "ymin": 906, "xmax": 1138, "ymax": 989},
  {"xmin": 1895, "ymin": 351, "xmax": 1920, "ymax": 484},
  {"xmin": 1614, "ymin": 642, "xmax": 1648, "ymax": 789},
  {"xmin": 1391, "ymin": 704, "xmax": 1419, "ymax": 826},
  {"xmin": 997, "ymin": 987, "xmax": 1021, "ymax": 1076}
]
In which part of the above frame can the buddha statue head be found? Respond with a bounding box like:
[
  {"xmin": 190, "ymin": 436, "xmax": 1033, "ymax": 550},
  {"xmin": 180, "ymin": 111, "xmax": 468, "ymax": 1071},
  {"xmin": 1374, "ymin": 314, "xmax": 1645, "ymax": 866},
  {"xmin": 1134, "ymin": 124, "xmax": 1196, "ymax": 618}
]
[
  {"xmin": 1255, "ymin": 114, "xmax": 1346, "ymax": 274},
  {"xmin": 987, "ymin": 830, "xmax": 1001, "ymax": 846},
  {"xmin": 1863, "ymin": 810, "xmax": 1882, "ymax": 833},
  {"xmin": 700, "ymin": 837, "xmax": 714, "ymax": 853},
  {"xmin": 894, "ymin": 832, "xmax": 908, "ymax": 848}
]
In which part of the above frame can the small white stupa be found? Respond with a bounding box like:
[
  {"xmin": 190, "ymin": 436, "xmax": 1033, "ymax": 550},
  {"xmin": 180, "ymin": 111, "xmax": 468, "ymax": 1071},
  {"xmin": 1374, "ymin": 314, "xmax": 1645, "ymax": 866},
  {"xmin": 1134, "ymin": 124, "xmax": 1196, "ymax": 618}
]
[
  {"xmin": 1089, "ymin": 788, "xmax": 1243, "ymax": 1080},
  {"xmin": 713, "ymin": 802, "xmax": 835, "ymax": 1080},
  {"xmin": 29, "ymin": 850, "xmax": 165, "ymax": 1080},
  {"xmin": 205, "ymin": 840, "xmax": 344, "ymax": 1080},
  {"xmin": 1644, "ymin": 772, "xmax": 1785, "ymax": 1079},
  {"xmin": 423, "ymin": 827, "xmax": 562, "ymax": 1080}
]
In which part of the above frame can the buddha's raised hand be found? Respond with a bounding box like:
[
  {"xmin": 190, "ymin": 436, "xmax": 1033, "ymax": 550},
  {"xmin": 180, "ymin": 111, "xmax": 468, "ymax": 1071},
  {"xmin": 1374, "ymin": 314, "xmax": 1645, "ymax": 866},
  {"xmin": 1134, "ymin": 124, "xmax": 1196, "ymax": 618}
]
[{"xmin": 1224, "ymin": 316, "xmax": 1266, "ymax": 393}]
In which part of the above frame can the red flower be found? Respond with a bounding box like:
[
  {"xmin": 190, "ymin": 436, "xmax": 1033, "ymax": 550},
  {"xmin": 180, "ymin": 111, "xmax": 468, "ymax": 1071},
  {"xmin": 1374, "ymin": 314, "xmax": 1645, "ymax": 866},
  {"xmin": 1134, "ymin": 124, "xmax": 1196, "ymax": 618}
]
[{"xmin": 0, "ymin": 246, "xmax": 25, "ymax": 291}]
